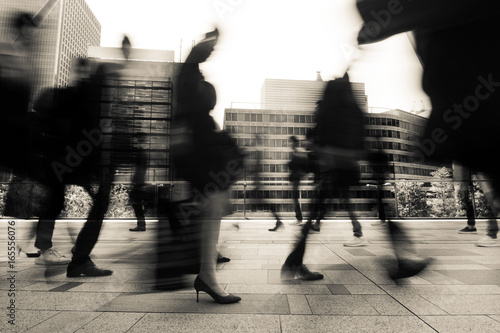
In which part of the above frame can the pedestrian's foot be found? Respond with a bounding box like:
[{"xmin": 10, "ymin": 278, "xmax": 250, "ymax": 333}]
[
  {"xmin": 18, "ymin": 246, "xmax": 41, "ymax": 258},
  {"xmin": 67, "ymin": 260, "xmax": 113, "ymax": 277},
  {"xmin": 129, "ymin": 226, "xmax": 146, "ymax": 232},
  {"xmin": 310, "ymin": 222, "xmax": 320, "ymax": 232},
  {"xmin": 268, "ymin": 220, "xmax": 283, "ymax": 232},
  {"xmin": 217, "ymin": 256, "xmax": 231, "ymax": 263},
  {"xmin": 474, "ymin": 235, "xmax": 498, "ymax": 247},
  {"xmin": 458, "ymin": 226, "xmax": 477, "ymax": 234},
  {"xmin": 371, "ymin": 221, "xmax": 388, "ymax": 227},
  {"xmin": 390, "ymin": 258, "xmax": 430, "ymax": 281},
  {"xmin": 296, "ymin": 265, "xmax": 324, "ymax": 281},
  {"xmin": 280, "ymin": 264, "xmax": 323, "ymax": 282},
  {"xmin": 343, "ymin": 236, "xmax": 368, "ymax": 247},
  {"xmin": 35, "ymin": 248, "xmax": 70, "ymax": 265}
]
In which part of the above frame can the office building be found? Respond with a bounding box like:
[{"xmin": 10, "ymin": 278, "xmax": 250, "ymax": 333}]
[
  {"xmin": 0, "ymin": 0, "xmax": 101, "ymax": 101},
  {"xmin": 261, "ymin": 75, "xmax": 368, "ymax": 112},
  {"xmin": 82, "ymin": 46, "xmax": 179, "ymax": 183},
  {"xmin": 224, "ymin": 78, "xmax": 441, "ymax": 218}
]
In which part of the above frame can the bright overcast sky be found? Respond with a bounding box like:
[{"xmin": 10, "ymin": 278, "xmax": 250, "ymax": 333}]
[{"xmin": 85, "ymin": 0, "xmax": 430, "ymax": 125}]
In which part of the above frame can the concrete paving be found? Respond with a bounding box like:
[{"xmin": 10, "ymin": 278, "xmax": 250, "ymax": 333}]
[{"xmin": 1, "ymin": 219, "xmax": 500, "ymax": 332}]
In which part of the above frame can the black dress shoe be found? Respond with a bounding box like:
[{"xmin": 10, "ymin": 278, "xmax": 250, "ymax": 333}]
[
  {"xmin": 129, "ymin": 226, "xmax": 146, "ymax": 232},
  {"xmin": 389, "ymin": 258, "xmax": 429, "ymax": 281},
  {"xmin": 67, "ymin": 260, "xmax": 113, "ymax": 277},
  {"xmin": 268, "ymin": 220, "xmax": 283, "ymax": 232},
  {"xmin": 217, "ymin": 256, "xmax": 231, "ymax": 263}
]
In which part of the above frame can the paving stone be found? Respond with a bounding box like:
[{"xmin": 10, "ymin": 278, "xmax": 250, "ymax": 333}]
[
  {"xmin": 344, "ymin": 248, "xmax": 377, "ymax": 256},
  {"xmin": 287, "ymin": 295, "xmax": 312, "ymax": 314},
  {"xmin": 99, "ymin": 292, "xmax": 290, "ymax": 314},
  {"xmin": 127, "ymin": 313, "xmax": 281, "ymax": 333},
  {"xmin": 75, "ymin": 312, "xmax": 145, "ymax": 333},
  {"xmin": 14, "ymin": 291, "xmax": 119, "ymax": 311},
  {"xmin": 323, "ymin": 270, "xmax": 375, "ymax": 285},
  {"xmin": 280, "ymin": 315, "xmax": 436, "ymax": 333},
  {"xmin": 24, "ymin": 311, "xmax": 101, "ymax": 333},
  {"xmin": 363, "ymin": 295, "xmax": 413, "ymax": 315},
  {"xmin": 420, "ymin": 294, "xmax": 500, "ymax": 315},
  {"xmin": 391, "ymin": 295, "xmax": 449, "ymax": 315},
  {"xmin": 226, "ymin": 283, "xmax": 330, "ymax": 295},
  {"xmin": 307, "ymin": 295, "xmax": 379, "ymax": 315},
  {"xmin": 436, "ymin": 270, "xmax": 500, "ymax": 285},
  {"xmin": 326, "ymin": 284, "xmax": 351, "ymax": 295},
  {"xmin": 345, "ymin": 284, "xmax": 386, "ymax": 295},
  {"xmin": 1, "ymin": 310, "xmax": 59, "ymax": 333},
  {"xmin": 421, "ymin": 315, "xmax": 500, "ymax": 333}
]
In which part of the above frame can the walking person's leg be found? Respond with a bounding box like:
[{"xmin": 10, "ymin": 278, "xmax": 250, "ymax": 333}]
[{"xmin": 67, "ymin": 182, "xmax": 112, "ymax": 277}]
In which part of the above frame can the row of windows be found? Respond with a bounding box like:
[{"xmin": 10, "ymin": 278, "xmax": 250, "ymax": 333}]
[
  {"xmin": 232, "ymin": 202, "xmax": 391, "ymax": 213},
  {"xmin": 226, "ymin": 113, "xmax": 314, "ymax": 124},
  {"xmin": 112, "ymin": 167, "xmax": 169, "ymax": 182},
  {"xmin": 365, "ymin": 117, "xmax": 424, "ymax": 133},
  {"xmin": 102, "ymin": 90, "xmax": 172, "ymax": 104},
  {"xmin": 364, "ymin": 140, "xmax": 419, "ymax": 152},
  {"xmin": 235, "ymin": 138, "xmax": 296, "ymax": 148},
  {"xmin": 101, "ymin": 134, "xmax": 170, "ymax": 150},
  {"xmin": 227, "ymin": 114, "xmax": 426, "ymax": 134},
  {"xmin": 364, "ymin": 129, "xmax": 421, "ymax": 141},
  {"xmin": 228, "ymin": 127, "xmax": 421, "ymax": 145},
  {"xmin": 359, "ymin": 164, "xmax": 431, "ymax": 177},
  {"xmin": 226, "ymin": 125, "xmax": 311, "ymax": 136},
  {"xmin": 231, "ymin": 189, "xmax": 394, "ymax": 200},
  {"xmin": 102, "ymin": 80, "xmax": 173, "ymax": 88},
  {"xmin": 242, "ymin": 163, "xmax": 432, "ymax": 178}
]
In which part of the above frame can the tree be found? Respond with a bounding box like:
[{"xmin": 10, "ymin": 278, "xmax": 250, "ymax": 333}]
[
  {"xmin": 428, "ymin": 167, "xmax": 455, "ymax": 217},
  {"xmin": 396, "ymin": 181, "xmax": 429, "ymax": 217}
]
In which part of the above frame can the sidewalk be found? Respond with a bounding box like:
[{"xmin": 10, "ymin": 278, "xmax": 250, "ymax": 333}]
[{"xmin": 1, "ymin": 219, "xmax": 500, "ymax": 332}]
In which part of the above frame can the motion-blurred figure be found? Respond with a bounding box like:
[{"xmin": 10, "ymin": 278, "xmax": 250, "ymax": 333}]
[
  {"xmin": 172, "ymin": 28, "xmax": 242, "ymax": 303},
  {"xmin": 1, "ymin": 12, "xmax": 70, "ymax": 264},
  {"xmin": 287, "ymin": 135, "xmax": 308, "ymax": 224},
  {"xmin": 245, "ymin": 135, "xmax": 282, "ymax": 231},
  {"xmin": 0, "ymin": 12, "xmax": 36, "ymax": 175},
  {"xmin": 454, "ymin": 162, "xmax": 477, "ymax": 234},
  {"xmin": 367, "ymin": 144, "xmax": 429, "ymax": 280},
  {"xmin": 309, "ymin": 76, "xmax": 366, "ymax": 248},
  {"xmin": 281, "ymin": 74, "xmax": 365, "ymax": 282},
  {"xmin": 129, "ymin": 132, "xmax": 148, "ymax": 232},
  {"xmin": 357, "ymin": 0, "xmax": 499, "ymax": 247}
]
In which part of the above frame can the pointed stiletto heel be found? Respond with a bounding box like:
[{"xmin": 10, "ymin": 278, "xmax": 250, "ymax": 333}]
[{"xmin": 194, "ymin": 276, "xmax": 241, "ymax": 304}]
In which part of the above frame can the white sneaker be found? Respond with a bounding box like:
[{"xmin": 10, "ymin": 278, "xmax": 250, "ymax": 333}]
[
  {"xmin": 344, "ymin": 236, "xmax": 368, "ymax": 247},
  {"xmin": 474, "ymin": 236, "xmax": 498, "ymax": 247},
  {"xmin": 35, "ymin": 248, "xmax": 71, "ymax": 265}
]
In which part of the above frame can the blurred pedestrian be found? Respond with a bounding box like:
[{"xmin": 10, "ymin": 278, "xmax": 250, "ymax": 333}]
[
  {"xmin": 367, "ymin": 143, "xmax": 429, "ymax": 280},
  {"xmin": 454, "ymin": 162, "xmax": 477, "ymax": 234},
  {"xmin": 356, "ymin": 0, "xmax": 500, "ymax": 247},
  {"xmin": 172, "ymin": 28, "xmax": 242, "ymax": 303},
  {"xmin": 281, "ymin": 73, "xmax": 365, "ymax": 281}
]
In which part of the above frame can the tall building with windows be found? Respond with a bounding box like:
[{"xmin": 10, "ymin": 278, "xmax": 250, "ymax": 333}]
[
  {"xmin": 224, "ymin": 79, "xmax": 442, "ymax": 218},
  {"xmin": 0, "ymin": 0, "xmax": 101, "ymax": 101},
  {"xmin": 80, "ymin": 46, "xmax": 179, "ymax": 183},
  {"xmin": 261, "ymin": 77, "xmax": 368, "ymax": 112}
]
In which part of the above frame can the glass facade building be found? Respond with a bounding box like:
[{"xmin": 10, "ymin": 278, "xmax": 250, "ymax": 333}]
[
  {"xmin": 0, "ymin": 0, "xmax": 101, "ymax": 101},
  {"xmin": 224, "ymin": 82, "xmax": 441, "ymax": 218}
]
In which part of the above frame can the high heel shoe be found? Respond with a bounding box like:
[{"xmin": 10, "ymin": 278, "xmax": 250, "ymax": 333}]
[{"xmin": 194, "ymin": 276, "xmax": 241, "ymax": 304}]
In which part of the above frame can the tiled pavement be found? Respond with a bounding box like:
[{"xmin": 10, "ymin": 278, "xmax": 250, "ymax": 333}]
[{"xmin": 1, "ymin": 219, "xmax": 500, "ymax": 332}]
